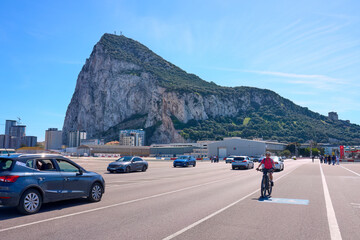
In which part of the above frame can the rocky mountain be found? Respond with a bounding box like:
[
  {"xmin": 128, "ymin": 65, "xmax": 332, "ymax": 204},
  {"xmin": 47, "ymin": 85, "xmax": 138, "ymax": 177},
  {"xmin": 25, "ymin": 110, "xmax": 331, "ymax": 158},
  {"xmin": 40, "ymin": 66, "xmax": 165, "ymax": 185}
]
[{"xmin": 62, "ymin": 33, "xmax": 360, "ymax": 145}]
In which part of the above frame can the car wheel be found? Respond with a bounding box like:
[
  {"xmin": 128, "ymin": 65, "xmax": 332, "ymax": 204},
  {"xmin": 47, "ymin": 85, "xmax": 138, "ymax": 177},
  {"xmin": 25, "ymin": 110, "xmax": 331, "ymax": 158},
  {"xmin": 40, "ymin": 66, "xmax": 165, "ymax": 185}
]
[
  {"xmin": 109, "ymin": 170, "xmax": 114, "ymax": 173},
  {"xmin": 185, "ymin": 163, "xmax": 188, "ymax": 167},
  {"xmin": 88, "ymin": 182, "xmax": 103, "ymax": 202},
  {"xmin": 125, "ymin": 166, "xmax": 131, "ymax": 173},
  {"xmin": 142, "ymin": 165, "xmax": 147, "ymax": 172},
  {"xmin": 232, "ymin": 166, "xmax": 235, "ymax": 170},
  {"xmin": 17, "ymin": 189, "xmax": 42, "ymax": 215},
  {"xmin": 193, "ymin": 162, "xmax": 196, "ymax": 167}
]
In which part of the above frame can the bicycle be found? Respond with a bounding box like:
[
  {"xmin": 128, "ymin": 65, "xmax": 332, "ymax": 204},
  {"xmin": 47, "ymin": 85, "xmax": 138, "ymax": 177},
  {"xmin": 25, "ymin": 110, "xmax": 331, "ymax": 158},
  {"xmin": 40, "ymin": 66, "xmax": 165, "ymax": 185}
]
[{"xmin": 257, "ymin": 168, "xmax": 273, "ymax": 198}]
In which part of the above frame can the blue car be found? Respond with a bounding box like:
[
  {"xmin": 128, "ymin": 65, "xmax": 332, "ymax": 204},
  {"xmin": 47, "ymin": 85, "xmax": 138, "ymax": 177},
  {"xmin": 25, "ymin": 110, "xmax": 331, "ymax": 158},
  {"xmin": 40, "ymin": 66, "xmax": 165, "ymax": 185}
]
[
  {"xmin": 0, "ymin": 154, "xmax": 105, "ymax": 214},
  {"xmin": 173, "ymin": 156, "xmax": 196, "ymax": 167}
]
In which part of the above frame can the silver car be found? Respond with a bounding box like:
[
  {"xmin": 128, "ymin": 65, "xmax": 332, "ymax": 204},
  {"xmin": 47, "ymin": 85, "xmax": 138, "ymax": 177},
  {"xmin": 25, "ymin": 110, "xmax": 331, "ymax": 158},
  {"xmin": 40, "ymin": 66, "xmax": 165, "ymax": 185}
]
[
  {"xmin": 107, "ymin": 156, "xmax": 148, "ymax": 173},
  {"xmin": 225, "ymin": 156, "xmax": 235, "ymax": 164},
  {"xmin": 231, "ymin": 156, "xmax": 254, "ymax": 170}
]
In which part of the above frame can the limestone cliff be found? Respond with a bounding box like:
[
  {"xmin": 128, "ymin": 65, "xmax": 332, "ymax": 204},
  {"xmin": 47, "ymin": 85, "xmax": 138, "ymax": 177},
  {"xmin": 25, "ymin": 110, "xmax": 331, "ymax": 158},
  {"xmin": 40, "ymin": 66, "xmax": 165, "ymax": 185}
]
[{"xmin": 63, "ymin": 34, "xmax": 360, "ymax": 145}]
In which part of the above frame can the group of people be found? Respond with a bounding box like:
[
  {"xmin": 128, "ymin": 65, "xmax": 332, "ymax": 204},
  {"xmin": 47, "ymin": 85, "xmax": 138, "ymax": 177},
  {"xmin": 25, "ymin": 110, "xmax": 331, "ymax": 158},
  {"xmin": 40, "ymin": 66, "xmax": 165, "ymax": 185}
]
[
  {"xmin": 319, "ymin": 154, "xmax": 339, "ymax": 165},
  {"xmin": 210, "ymin": 156, "xmax": 220, "ymax": 163}
]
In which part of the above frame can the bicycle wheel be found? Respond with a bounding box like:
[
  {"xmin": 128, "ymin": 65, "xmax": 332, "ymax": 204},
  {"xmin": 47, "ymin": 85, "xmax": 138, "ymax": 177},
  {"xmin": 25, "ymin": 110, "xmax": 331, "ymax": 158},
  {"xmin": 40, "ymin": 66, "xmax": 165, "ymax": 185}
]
[
  {"xmin": 267, "ymin": 179, "xmax": 272, "ymax": 197},
  {"xmin": 261, "ymin": 176, "xmax": 267, "ymax": 198}
]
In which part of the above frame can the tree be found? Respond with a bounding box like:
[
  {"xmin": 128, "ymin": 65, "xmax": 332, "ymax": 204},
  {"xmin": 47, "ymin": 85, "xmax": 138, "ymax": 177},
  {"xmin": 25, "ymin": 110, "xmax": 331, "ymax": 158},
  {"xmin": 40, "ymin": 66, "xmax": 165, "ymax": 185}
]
[{"xmin": 280, "ymin": 150, "xmax": 291, "ymax": 157}]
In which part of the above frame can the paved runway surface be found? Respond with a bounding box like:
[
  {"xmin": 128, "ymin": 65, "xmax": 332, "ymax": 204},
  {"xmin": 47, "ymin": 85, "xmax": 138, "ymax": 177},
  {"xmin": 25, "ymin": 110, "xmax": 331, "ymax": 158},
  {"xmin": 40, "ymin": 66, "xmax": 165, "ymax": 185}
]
[{"xmin": 1, "ymin": 158, "xmax": 359, "ymax": 240}]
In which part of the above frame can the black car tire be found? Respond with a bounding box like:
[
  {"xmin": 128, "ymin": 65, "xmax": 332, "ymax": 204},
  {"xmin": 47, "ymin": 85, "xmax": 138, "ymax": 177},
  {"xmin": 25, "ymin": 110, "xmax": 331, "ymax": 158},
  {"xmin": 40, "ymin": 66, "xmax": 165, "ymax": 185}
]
[
  {"xmin": 109, "ymin": 170, "xmax": 114, "ymax": 173},
  {"xmin": 17, "ymin": 188, "xmax": 42, "ymax": 215},
  {"xmin": 125, "ymin": 166, "xmax": 131, "ymax": 173},
  {"xmin": 88, "ymin": 182, "xmax": 103, "ymax": 202},
  {"xmin": 142, "ymin": 165, "xmax": 147, "ymax": 172},
  {"xmin": 193, "ymin": 162, "xmax": 196, "ymax": 167},
  {"xmin": 185, "ymin": 163, "xmax": 188, "ymax": 167},
  {"xmin": 232, "ymin": 166, "xmax": 235, "ymax": 170}
]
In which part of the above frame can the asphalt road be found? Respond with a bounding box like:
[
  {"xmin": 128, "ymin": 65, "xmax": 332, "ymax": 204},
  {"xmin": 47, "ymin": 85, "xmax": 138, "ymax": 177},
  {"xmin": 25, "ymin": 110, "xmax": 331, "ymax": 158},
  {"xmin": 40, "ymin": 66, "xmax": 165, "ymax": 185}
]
[{"xmin": 1, "ymin": 158, "xmax": 359, "ymax": 240}]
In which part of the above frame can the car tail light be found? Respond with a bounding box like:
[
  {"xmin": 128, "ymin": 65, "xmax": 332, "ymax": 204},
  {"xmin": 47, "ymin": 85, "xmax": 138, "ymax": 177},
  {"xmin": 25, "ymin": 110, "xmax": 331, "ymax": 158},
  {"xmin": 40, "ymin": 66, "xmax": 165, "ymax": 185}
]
[
  {"xmin": 242, "ymin": 160, "xmax": 247, "ymax": 162},
  {"xmin": 275, "ymin": 162, "xmax": 278, "ymax": 164},
  {"xmin": 0, "ymin": 176, "xmax": 20, "ymax": 183},
  {"xmin": 232, "ymin": 160, "xmax": 235, "ymax": 162}
]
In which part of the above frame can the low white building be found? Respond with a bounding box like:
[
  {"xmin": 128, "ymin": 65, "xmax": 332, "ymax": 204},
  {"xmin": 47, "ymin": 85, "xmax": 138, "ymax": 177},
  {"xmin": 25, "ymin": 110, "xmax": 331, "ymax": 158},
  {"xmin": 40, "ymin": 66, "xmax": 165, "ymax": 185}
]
[
  {"xmin": 208, "ymin": 138, "xmax": 266, "ymax": 158},
  {"xmin": 207, "ymin": 137, "xmax": 287, "ymax": 158}
]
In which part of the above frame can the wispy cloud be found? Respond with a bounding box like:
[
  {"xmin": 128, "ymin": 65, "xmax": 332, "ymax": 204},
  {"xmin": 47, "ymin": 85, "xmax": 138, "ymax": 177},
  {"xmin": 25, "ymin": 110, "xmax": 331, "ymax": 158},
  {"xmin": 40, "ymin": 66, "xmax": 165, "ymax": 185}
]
[{"xmin": 244, "ymin": 70, "xmax": 350, "ymax": 90}]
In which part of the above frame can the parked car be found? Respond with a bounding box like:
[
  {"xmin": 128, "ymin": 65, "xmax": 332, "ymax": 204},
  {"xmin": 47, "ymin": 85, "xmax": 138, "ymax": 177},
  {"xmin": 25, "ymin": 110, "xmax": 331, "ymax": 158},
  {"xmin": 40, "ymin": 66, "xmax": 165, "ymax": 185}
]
[
  {"xmin": 225, "ymin": 156, "xmax": 235, "ymax": 164},
  {"xmin": 173, "ymin": 156, "xmax": 196, "ymax": 167},
  {"xmin": 0, "ymin": 154, "xmax": 105, "ymax": 215},
  {"xmin": 231, "ymin": 156, "xmax": 254, "ymax": 170},
  {"xmin": 252, "ymin": 156, "xmax": 262, "ymax": 163},
  {"xmin": 107, "ymin": 156, "xmax": 148, "ymax": 173},
  {"xmin": 273, "ymin": 156, "xmax": 284, "ymax": 171}
]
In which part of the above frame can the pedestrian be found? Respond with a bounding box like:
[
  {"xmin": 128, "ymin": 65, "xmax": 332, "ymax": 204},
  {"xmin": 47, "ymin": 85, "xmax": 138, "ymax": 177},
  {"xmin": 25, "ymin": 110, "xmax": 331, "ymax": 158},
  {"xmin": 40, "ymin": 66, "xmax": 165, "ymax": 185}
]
[
  {"xmin": 336, "ymin": 155, "xmax": 340, "ymax": 165},
  {"xmin": 320, "ymin": 155, "xmax": 323, "ymax": 164},
  {"xmin": 332, "ymin": 155, "xmax": 336, "ymax": 165},
  {"xmin": 312, "ymin": 156, "xmax": 315, "ymax": 163},
  {"xmin": 327, "ymin": 155, "xmax": 331, "ymax": 165}
]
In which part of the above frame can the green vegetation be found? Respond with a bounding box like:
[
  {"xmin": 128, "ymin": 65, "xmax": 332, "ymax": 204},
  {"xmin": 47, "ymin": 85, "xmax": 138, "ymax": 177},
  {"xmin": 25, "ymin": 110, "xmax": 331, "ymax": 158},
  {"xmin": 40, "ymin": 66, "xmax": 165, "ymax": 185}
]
[
  {"xmin": 172, "ymin": 108, "xmax": 360, "ymax": 144},
  {"xmin": 243, "ymin": 117, "xmax": 251, "ymax": 126}
]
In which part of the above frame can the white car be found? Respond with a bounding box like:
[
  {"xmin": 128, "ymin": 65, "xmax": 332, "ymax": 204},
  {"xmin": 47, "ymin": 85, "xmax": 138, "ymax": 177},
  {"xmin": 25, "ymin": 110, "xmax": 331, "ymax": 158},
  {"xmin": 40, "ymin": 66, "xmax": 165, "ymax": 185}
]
[{"xmin": 273, "ymin": 156, "xmax": 284, "ymax": 171}]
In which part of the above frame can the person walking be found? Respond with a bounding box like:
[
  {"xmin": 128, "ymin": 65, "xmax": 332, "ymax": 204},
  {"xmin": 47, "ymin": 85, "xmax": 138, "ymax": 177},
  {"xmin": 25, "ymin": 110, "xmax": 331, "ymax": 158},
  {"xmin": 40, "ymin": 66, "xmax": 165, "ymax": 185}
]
[
  {"xmin": 320, "ymin": 155, "xmax": 323, "ymax": 164},
  {"xmin": 336, "ymin": 155, "xmax": 340, "ymax": 165},
  {"xmin": 332, "ymin": 155, "xmax": 336, "ymax": 165},
  {"xmin": 312, "ymin": 155, "xmax": 315, "ymax": 163},
  {"xmin": 327, "ymin": 155, "xmax": 331, "ymax": 165}
]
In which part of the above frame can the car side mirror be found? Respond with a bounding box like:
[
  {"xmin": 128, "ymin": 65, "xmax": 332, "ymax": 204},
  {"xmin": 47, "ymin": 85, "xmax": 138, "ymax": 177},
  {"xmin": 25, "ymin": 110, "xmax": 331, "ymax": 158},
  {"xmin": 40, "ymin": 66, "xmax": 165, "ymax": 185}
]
[{"xmin": 76, "ymin": 169, "xmax": 83, "ymax": 176}]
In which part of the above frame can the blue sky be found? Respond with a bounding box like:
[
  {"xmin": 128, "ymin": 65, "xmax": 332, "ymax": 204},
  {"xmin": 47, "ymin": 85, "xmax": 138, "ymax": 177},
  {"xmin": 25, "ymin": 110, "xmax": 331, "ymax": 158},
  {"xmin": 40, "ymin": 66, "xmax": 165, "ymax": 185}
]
[{"xmin": 1, "ymin": 0, "xmax": 359, "ymax": 141}]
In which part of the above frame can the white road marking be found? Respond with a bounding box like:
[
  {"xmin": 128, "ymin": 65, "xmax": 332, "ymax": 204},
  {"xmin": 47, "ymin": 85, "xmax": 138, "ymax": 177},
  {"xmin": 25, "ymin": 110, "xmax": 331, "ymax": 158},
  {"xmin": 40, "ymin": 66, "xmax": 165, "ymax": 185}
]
[
  {"xmin": 0, "ymin": 175, "xmax": 240, "ymax": 233},
  {"xmin": 340, "ymin": 166, "xmax": 360, "ymax": 177},
  {"xmin": 162, "ymin": 164, "xmax": 301, "ymax": 240},
  {"xmin": 319, "ymin": 163, "xmax": 342, "ymax": 240}
]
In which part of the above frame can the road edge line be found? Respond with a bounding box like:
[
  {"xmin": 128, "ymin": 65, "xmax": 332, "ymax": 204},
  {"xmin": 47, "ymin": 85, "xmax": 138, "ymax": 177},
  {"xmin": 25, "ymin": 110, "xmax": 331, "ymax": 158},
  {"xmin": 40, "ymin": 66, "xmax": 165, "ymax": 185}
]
[{"xmin": 319, "ymin": 163, "xmax": 342, "ymax": 240}]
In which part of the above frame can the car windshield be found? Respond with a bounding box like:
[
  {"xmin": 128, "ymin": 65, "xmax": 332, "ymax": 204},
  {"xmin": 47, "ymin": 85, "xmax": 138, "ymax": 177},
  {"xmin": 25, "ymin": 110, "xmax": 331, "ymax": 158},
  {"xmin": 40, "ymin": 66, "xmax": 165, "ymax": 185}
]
[
  {"xmin": 234, "ymin": 157, "xmax": 245, "ymax": 160},
  {"xmin": 116, "ymin": 156, "xmax": 132, "ymax": 162},
  {"xmin": 0, "ymin": 158, "xmax": 13, "ymax": 171},
  {"xmin": 177, "ymin": 156, "xmax": 189, "ymax": 159}
]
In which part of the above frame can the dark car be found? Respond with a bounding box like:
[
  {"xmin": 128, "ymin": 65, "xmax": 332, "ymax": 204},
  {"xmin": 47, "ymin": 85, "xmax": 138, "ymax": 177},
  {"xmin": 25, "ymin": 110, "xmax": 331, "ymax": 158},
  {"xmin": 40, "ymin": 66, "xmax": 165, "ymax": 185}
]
[
  {"xmin": 107, "ymin": 156, "xmax": 148, "ymax": 173},
  {"xmin": 173, "ymin": 155, "xmax": 196, "ymax": 167},
  {"xmin": 0, "ymin": 154, "xmax": 105, "ymax": 215}
]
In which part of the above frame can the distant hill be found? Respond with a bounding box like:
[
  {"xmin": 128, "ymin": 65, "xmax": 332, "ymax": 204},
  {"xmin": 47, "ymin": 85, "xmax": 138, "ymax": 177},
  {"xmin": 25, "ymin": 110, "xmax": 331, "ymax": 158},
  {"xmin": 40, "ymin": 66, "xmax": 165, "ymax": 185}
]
[{"xmin": 62, "ymin": 33, "xmax": 360, "ymax": 145}]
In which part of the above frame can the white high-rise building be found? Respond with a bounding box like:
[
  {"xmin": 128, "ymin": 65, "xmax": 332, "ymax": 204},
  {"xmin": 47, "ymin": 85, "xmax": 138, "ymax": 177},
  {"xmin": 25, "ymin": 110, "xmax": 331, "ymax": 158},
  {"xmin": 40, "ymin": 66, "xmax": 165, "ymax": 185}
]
[{"xmin": 45, "ymin": 128, "xmax": 63, "ymax": 150}]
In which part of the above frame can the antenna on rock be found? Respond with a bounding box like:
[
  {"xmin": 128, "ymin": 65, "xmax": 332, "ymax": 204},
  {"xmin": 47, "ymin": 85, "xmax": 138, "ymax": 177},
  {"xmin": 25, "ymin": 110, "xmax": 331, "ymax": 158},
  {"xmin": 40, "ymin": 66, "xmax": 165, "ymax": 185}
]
[
  {"xmin": 120, "ymin": 31, "xmax": 123, "ymax": 36},
  {"xmin": 17, "ymin": 117, "xmax": 22, "ymax": 124},
  {"xmin": 114, "ymin": 31, "xmax": 116, "ymax": 35}
]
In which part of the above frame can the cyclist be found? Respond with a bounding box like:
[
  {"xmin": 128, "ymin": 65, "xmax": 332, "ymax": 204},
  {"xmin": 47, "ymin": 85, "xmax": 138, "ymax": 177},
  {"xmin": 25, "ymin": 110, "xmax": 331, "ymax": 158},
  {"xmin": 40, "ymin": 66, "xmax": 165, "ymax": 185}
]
[{"xmin": 256, "ymin": 152, "xmax": 275, "ymax": 186}]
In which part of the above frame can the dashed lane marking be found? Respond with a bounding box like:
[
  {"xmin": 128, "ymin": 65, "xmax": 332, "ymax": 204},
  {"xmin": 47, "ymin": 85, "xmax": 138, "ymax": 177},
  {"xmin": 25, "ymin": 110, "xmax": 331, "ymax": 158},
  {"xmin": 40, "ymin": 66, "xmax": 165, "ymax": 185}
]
[
  {"xmin": 340, "ymin": 166, "xmax": 360, "ymax": 177},
  {"xmin": 162, "ymin": 164, "xmax": 302, "ymax": 240}
]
